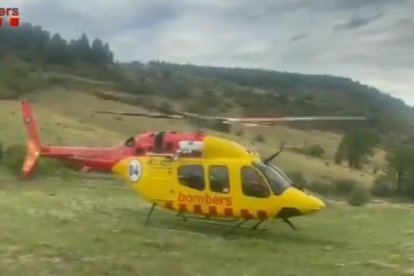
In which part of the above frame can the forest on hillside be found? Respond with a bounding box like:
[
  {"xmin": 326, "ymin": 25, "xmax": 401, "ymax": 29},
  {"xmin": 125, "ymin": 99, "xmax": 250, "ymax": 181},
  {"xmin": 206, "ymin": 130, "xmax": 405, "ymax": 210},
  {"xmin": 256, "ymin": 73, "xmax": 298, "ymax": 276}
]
[
  {"xmin": 0, "ymin": 23, "xmax": 113, "ymax": 66},
  {"xmin": 119, "ymin": 61, "xmax": 414, "ymax": 142}
]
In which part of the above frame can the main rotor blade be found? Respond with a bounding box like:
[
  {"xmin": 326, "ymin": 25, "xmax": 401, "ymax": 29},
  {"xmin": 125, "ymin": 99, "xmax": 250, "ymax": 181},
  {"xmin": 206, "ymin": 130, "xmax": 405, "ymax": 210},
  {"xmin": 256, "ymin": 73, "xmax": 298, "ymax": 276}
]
[
  {"xmin": 93, "ymin": 110, "xmax": 229, "ymax": 122},
  {"xmin": 93, "ymin": 109, "xmax": 367, "ymax": 124},
  {"xmin": 225, "ymin": 116, "xmax": 367, "ymax": 122},
  {"xmin": 93, "ymin": 110, "xmax": 185, "ymax": 119}
]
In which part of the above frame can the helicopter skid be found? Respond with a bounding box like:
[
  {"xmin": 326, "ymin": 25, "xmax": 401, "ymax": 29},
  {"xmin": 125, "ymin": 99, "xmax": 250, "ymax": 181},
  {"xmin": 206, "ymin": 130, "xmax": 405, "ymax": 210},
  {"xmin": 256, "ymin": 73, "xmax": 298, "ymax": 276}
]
[
  {"xmin": 176, "ymin": 212, "xmax": 240, "ymax": 223},
  {"xmin": 174, "ymin": 213, "xmax": 270, "ymax": 237},
  {"xmin": 173, "ymin": 211, "xmax": 269, "ymax": 235},
  {"xmin": 143, "ymin": 203, "xmax": 299, "ymax": 236},
  {"xmin": 148, "ymin": 220, "xmax": 267, "ymax": 238},
  {"xmin": 144, "ymin": 203, "xmax": 269, "ymax": 236}
]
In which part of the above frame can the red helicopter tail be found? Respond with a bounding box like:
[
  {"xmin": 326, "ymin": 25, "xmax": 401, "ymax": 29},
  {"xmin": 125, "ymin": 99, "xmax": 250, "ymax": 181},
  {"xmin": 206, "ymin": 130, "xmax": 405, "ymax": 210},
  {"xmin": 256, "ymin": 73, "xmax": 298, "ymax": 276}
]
[{"xmin": 20, "ymin": 99, "xmax": 43, "ymax": 178}]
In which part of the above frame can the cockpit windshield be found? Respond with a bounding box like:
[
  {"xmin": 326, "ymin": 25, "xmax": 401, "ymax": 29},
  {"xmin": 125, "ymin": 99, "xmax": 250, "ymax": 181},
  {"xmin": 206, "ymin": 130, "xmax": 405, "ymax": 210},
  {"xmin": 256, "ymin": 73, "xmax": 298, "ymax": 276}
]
[{"xmin": 252, "ymin": 161, "xmax": 291, "ymax": 195}]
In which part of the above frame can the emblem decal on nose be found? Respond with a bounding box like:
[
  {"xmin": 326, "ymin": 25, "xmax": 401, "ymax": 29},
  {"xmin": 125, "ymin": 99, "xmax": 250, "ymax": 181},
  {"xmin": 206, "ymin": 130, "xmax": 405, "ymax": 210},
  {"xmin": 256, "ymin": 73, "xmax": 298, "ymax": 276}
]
[{"xmin": 128, "ymin": 159, "xmax": 142, "ymax": 182}]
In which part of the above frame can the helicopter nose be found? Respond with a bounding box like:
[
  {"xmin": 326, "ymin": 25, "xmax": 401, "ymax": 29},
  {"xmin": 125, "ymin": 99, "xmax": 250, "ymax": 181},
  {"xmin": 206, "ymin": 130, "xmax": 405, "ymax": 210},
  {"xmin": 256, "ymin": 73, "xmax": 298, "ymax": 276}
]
[
  {"xmin": 276, "ymin": 187, "xmax": 326, "ymax": 218},
  {"xmin": 304, "ymin": 195, "xmax": 326, "ymax": 213}
]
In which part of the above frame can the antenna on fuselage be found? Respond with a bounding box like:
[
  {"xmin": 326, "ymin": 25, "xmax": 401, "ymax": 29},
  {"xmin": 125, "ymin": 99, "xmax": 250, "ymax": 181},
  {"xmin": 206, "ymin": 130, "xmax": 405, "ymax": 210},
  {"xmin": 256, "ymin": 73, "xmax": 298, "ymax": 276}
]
[{"xmin": 263, "ymin": 142, "xmax": 285, "ymax": 164}]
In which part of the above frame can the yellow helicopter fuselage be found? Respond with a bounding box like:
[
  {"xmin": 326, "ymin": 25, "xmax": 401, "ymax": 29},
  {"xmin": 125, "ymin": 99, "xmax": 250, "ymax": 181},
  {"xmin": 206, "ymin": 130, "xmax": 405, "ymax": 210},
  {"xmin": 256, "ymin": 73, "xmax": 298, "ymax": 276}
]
[{"xmin": 112, "ymin": 135, "xmax": 325, "ymax": 221}]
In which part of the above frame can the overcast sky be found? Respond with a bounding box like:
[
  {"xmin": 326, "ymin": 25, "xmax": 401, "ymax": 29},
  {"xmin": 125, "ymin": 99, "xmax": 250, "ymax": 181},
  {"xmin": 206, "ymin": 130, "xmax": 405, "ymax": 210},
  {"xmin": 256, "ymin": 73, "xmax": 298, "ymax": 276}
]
[{"xmin": 5, "ymin": 0, "xmax": 414, "ymax": 106}]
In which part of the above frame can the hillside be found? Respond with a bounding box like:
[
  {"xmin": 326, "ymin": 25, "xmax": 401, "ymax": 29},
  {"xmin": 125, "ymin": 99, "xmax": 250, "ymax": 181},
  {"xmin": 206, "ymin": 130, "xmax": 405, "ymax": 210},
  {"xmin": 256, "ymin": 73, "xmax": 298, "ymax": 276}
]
[
  {"xmin": 0, "ymin": 22, "xmax": 400, "ymax": 183},
  {"xmin": 119, "ymin": 61, "xmax": 414, "ymax": 144},
  {"xmin": 0, "ymin": 86, "xmax": 382, "ymax": 188}
]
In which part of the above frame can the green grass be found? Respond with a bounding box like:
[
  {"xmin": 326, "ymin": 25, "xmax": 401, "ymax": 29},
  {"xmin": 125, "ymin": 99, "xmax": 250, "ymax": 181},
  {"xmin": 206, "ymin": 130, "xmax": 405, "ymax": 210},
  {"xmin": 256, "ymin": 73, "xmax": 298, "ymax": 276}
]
[{"xmin": 1, "ymin": 173, "xmax": 414, "ymax": 276}]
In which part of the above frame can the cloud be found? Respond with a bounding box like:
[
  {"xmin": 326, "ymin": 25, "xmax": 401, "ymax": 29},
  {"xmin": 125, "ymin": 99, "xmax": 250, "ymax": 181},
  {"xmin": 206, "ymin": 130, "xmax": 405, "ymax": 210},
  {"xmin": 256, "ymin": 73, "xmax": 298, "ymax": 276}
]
[
  {"xmin": 334, "ymin": 12, "xmax": 383, "ymax": 31},
  {"xmin": 290, "ymin": 33, "xmax": 307, "ymax": 42},
  {"xmin": 330, "ymin": 0, "xmax": 408, "ymax": 10},
  {"xmin": 2, "ymin": 0, "xmax": 414, "ymax": 106}
]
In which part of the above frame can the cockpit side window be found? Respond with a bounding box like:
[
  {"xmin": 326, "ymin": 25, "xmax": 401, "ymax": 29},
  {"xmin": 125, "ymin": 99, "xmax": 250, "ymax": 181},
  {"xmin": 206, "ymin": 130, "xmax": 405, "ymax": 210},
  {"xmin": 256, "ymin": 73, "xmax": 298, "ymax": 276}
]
[
  {"xmin": 178, "ymin": 165, "xmax": 205, "ymax": 191},
  {"xmin": 241, "ymin": 166, "xmax": 270, "ymax": 198},
  {"xmin": 209, "ymin": 165, "xmax": 230, "ymax": 194}
]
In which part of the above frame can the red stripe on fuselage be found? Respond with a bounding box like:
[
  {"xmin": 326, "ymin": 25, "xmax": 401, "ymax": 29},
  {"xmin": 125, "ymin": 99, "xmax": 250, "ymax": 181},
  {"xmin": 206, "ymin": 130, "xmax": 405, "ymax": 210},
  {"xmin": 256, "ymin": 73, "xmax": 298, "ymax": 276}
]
[
  {"xmin": 179, "ymin": 204, "xmax": 187, "ymax": 213},
  {"xmin": 193, "ymin": 205, "xmax": 202, "ymax": 214},
  {"xmin": 257, "ymin": 210, "xmax": 268, "ymax": 219},
  {"xmin": 224, "ymin": 208, "xmax": 233, "ymax": 217},
  {"xmin": 209, "ymin": 206, "xmax": 217, "ymax": 216},
  {"xmin": 240, "ymin": 209, "xmax": 253, "ymax": 219}
]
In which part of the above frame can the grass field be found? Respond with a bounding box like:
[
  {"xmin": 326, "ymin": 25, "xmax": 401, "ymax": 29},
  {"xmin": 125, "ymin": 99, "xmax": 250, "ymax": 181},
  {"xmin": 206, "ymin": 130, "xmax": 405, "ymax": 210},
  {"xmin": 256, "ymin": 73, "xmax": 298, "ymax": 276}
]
[
  {"xmin": 0, "ymin": 85, "xmax": 412, "ymax": 275},
  {"xmin": 1, "ymin": 173, "xmax": 414, "ymax": 276}
]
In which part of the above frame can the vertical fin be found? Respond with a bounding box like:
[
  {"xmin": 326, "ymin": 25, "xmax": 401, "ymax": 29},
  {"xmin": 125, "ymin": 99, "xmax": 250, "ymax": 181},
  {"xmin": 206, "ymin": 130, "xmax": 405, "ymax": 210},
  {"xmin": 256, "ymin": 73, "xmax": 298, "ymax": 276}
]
[{"xmin": 20, "ymin": 99, "xmax": 43, "ymax": 178}]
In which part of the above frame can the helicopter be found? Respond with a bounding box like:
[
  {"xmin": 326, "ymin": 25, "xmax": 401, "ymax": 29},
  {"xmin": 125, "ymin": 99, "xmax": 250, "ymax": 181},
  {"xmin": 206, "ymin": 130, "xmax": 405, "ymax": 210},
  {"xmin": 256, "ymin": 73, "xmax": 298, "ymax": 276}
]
[
  {"xmin": 94, "ymin": 108, "xmax": 366, "ymax": 235},
  {"xmin": 20, "ymin": 99, "xmax": 366, "ymax": 180}
]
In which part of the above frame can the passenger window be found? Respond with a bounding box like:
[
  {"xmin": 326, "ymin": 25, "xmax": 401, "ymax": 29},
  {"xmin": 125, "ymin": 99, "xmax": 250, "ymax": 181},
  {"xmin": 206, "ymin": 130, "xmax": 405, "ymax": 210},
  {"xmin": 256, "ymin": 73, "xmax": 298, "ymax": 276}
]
[
  {"xmin": 241, "ymin": 166, "xmax": 270, "ymax": 198},
  {"xmin": 178, "ymin": 165, "xmax": 205, "ymax": 191},
  {"xmin": 209, "ymin": 166, "xmax": 230, "ymax": 193}
]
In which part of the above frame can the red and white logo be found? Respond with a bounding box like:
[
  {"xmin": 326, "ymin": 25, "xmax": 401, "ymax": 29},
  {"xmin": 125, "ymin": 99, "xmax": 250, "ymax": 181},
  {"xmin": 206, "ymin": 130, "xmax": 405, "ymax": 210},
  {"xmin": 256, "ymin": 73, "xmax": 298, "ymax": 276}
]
[{"xmin": 0, "ymin": 7, "xmax": 20, "ymax": 27}]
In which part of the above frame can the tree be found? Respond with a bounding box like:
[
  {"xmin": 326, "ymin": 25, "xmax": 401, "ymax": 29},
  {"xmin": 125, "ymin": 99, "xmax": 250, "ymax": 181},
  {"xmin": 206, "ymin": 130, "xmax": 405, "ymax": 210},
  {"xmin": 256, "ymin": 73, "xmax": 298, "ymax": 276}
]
[
  {"xmin": 307, "ymin": 144, "xmax": 325, "ymax": 158},
  {"xmin": 68, "ymin": 33, "xmax": 91, "ymax": 64},
  {"xmin": 102, "ymin": 42, "xmax": 114, "ymax": 64},
  {"xmin": 90, "ymin": 38, "xmax": 105, "ymax": 64},
  {"xmin": 335, "ymin": 130, "xmax": 380, "ymax": 169},
  {"xmin": 45, "ymin": 33, "xmax": 69, "ymax": 64},
  {"xmin": 386, "ymin": 145, "xmax": 414, "ymax": 195},
  {"xmin": 90, "ymin": 38, "xmax": 113, "ymax": 65}
]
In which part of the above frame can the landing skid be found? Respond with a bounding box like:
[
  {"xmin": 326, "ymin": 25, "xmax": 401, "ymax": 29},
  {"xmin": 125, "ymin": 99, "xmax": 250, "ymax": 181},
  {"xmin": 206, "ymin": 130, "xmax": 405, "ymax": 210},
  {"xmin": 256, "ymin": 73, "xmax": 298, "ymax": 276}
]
[
  {"xmin": 177, "ymin": 212, "xmax": 240, "ymax": 223},
  {"xmin": 150, "ymin": 226, "xmax": 208, "ymax": 237},
  {"xmin": 143, "ymin": 204, "xmax": 268, "ymax": 236},
  {"xmin": 143, "ymin": 204, "xmax": 297, "ymax": 236},
  {"xmin": 283, "ymin": 218, "xmax": 297, "ymax": 231}
]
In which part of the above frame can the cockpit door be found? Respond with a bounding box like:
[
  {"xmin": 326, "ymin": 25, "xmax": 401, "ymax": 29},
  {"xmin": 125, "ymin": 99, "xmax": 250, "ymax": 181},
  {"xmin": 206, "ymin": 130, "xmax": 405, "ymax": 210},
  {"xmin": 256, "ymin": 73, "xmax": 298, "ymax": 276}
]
[
  {"xmin": 240, "ymin": 166, "xmax": 271, "ymax": 198},
  {"xmin": 237, "ymin": 165, "xmax": 274, "ymax": 219}
]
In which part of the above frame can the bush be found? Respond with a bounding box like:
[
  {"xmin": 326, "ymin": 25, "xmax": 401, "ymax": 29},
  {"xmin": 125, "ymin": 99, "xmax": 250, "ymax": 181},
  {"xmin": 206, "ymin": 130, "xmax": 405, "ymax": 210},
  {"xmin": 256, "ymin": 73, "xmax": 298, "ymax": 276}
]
[
  {"xmin": 306, "ymin": 144, "xmax": 325, "ymax": 158},
  {"xmin": 36, "ymin": 158, "xmax": 73, "ymax": 179},
  {"xmin": 3, "ymin": 143, "xmax": 73, "ymax": 178},
  {"xmin": 235, "ymin": 130, "xmax": 244, "ymax": 136},
  {"xmin": 0, "ymin": 64, "xmax": 49, "ymax": 99},
  {"xmin": 331, "ymin": 178, "xmax": 357, "ymax": 197},
  {"xmin": 286, "ymin": 171, "xmax": 307, "ymax": 189},
  {"xmin": 306, "ymin": 181, "xmax": 332, "ymax": 196},
  {"xmin": 3, "ymin": 144, "xmax": 26, "ymax": 176},
  {"xmin": 289, "ymin": 147, "xmax": 307, "ymax": 155},
  {"xmin": 254, "ymin": 134, "xmax": 265, "ymax": 143},
  {"xmin": 347, "ymin": 184, "xmax": 370, "ymax": 206},
  {"xmin": 209, "ymin": 121, "xmax": 231, "ymax": 133},
  {"xmin": 371, "ymin": 175, "xmax": 394, "ymax": 197}
]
